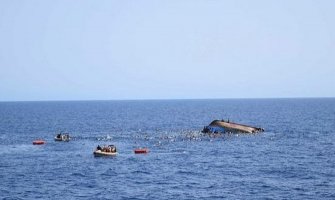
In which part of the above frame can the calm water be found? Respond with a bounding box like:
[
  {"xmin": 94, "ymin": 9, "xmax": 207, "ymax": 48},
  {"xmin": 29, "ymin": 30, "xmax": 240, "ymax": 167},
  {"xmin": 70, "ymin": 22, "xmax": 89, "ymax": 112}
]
[{"xmin": 0, "ymin": 99, "xmax": 334, "ymax": 199}]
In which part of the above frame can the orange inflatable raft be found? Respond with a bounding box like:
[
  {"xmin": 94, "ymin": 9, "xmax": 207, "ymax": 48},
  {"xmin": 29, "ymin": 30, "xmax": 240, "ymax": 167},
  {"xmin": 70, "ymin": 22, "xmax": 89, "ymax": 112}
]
[
  {"xmin": 33, "ymin": 140, "xmax": 45, "ymax": 145},
  {"xmin": 134, "ymin": 148, "xmax": 149, "ymax": 154}
]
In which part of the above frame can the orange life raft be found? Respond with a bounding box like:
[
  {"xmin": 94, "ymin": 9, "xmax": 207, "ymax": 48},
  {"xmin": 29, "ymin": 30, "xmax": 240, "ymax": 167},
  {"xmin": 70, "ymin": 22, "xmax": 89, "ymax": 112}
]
[
  {"xmin": 134, "ymin": 148, "xmax": 149, "ymax": 154},
  {"xmin": 33, "ymin": 140, "xmax": 45, "ymax": 145}
]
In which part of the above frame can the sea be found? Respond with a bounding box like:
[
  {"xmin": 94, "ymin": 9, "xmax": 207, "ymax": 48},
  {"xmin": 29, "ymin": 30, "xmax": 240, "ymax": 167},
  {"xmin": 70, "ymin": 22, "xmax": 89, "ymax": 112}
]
[{"xmin": 0, "ymin": 98, "xmax": 334, "ymax": 199}]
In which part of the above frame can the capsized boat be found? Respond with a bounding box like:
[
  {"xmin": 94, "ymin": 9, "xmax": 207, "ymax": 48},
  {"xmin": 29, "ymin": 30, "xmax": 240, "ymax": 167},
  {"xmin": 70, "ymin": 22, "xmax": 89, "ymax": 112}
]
[
  {"xmin": 134, "ymin": 148, "xmax": 149, "ymax": 154},
  {"xmin": 202, "ymin": 119, "xmax": 264, "ymax": 134}
]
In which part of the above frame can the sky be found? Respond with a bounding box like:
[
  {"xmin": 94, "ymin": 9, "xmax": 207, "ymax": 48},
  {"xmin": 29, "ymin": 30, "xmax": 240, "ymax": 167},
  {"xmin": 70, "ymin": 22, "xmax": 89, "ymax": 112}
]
[{"xmin": 0, "ymin": 0, "xmax": 334, "ymax": 101}]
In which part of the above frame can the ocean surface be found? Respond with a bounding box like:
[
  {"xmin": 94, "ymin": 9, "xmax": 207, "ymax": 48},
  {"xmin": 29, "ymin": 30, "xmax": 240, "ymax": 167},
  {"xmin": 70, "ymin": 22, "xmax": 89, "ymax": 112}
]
[{"xmin": 0, "ymin": 99, "xmax": 334, "ymax": 199}]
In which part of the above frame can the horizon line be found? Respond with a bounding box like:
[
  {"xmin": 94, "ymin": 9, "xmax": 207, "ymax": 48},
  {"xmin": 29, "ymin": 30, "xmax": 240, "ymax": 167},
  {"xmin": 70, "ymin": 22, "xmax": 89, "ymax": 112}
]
[{"xmin": 0, "ymin": 96, "xmax": 334, "ymax": 103}]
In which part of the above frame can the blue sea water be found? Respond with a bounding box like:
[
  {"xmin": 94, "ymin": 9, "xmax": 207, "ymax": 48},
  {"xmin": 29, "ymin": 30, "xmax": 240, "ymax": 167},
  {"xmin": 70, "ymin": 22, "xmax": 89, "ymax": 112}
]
[{"xmin": 0, "ymin": 99, "xmax": 334, "ymax": 199}]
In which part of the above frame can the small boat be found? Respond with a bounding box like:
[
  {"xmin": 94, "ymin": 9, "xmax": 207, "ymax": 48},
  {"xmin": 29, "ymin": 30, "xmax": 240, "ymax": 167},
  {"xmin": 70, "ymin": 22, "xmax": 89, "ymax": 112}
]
[
  {"xmin": 93, "ymin": 145, "xmax": 117, "ymax": 157},
  {"xmin": 93, "ymin": 150, "xmax": 118, "ymax": 157},
  {"xmin": 134, "ymin": 148, "xmax": 149, "ymax": 154},
  {"xmin": 33, "ymin": 140, "xmax": 45, "ymax": 145},
  {"xmin": 54, "ymin": 133, "xmax": 70, "ymax": 142}
]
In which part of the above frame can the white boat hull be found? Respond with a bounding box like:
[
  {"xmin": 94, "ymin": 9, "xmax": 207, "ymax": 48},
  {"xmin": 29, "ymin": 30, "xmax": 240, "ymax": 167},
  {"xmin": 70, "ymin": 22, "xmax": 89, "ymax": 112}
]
[
  {"xmin": 93, "ymin": 150, "xmax": 118, "ymax": 157},
  {"xmin": 54, "ymin": 136, "xmax": 70, "ymax": 142}
]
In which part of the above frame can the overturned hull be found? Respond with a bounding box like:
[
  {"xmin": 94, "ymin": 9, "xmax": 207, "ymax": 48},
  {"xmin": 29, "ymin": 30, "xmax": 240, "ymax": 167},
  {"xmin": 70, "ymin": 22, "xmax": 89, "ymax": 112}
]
[{"xmin": 202, "ymin": 120, "xmax": 264, "ymax": 134}]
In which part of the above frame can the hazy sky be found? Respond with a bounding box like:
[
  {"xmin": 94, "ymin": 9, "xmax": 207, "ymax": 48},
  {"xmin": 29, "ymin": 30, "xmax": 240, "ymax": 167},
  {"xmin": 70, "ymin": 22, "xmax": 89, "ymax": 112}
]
[{"xmin": 0, "ymin": 0, "xmax": 334, "ymax": 101}]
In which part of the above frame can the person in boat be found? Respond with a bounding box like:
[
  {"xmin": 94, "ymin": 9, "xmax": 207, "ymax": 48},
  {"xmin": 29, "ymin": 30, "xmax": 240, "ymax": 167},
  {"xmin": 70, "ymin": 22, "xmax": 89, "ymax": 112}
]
[
  {"xmin": 97, "ymin": 145, "xmax": 102, "ymax": 151},
  {"xmin": 57, "ymin": 133, "xmax": 61, "ymax": 139},
  {"xmin": 108, "ymin": 145, "xmax": 116, "ymax": 153},
  {"xmin": 103, "ymin": 145, "xmax": 109, "ymax": 152}
]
